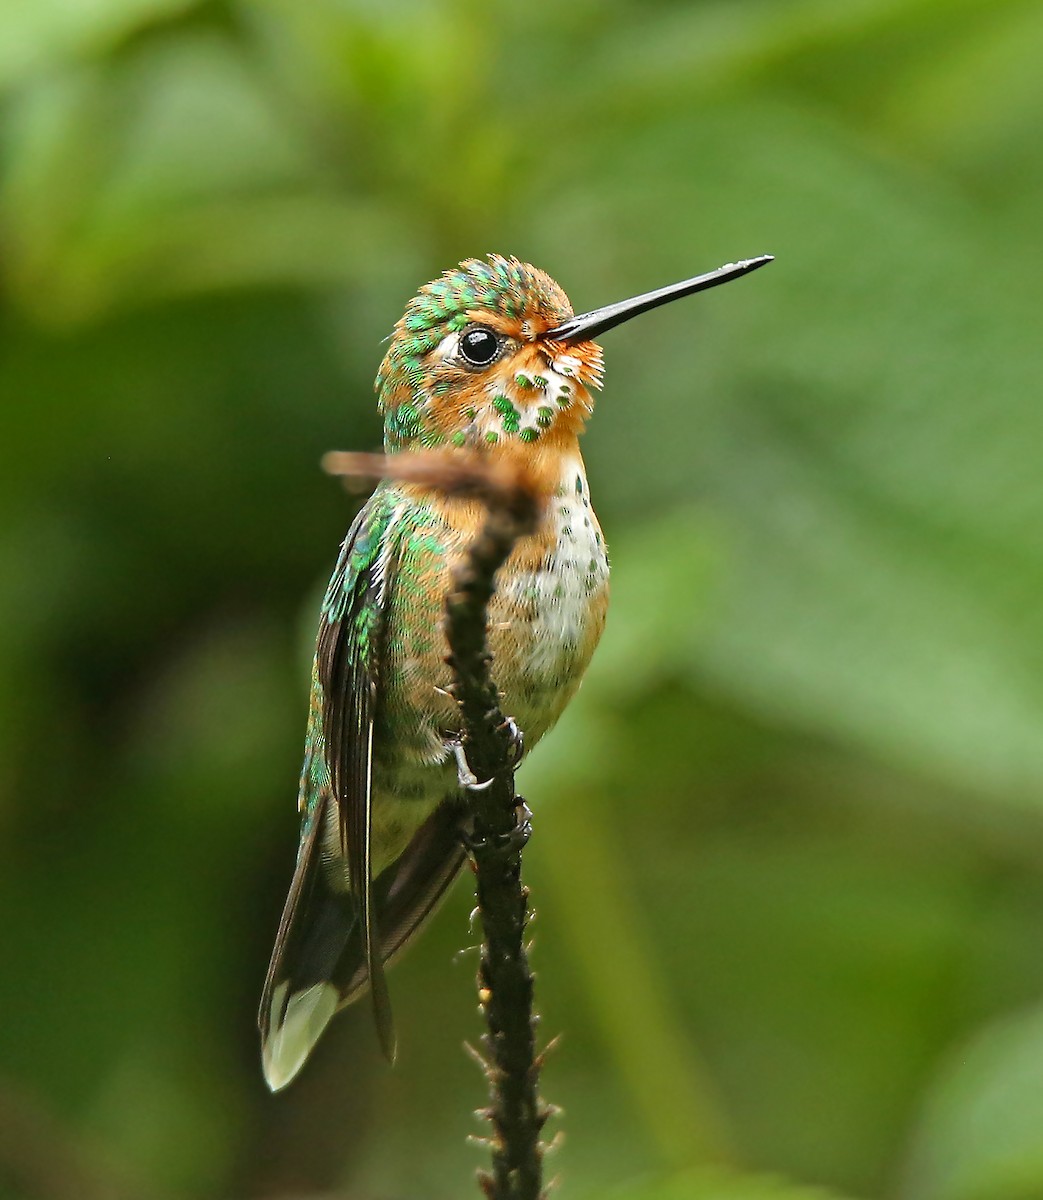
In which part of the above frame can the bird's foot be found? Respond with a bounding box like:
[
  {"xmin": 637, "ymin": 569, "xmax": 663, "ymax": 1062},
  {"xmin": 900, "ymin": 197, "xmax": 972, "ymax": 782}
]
[
  {"xmin": 459, "ymin": 799, "xmax": 533, "ymax": 855},
  {"xmin": 450, "ymin": 739, "xmax": 494, "ymax": 792},
  {"xmin": 498, "ymin": 716, "xmax": 524, "ymax": 767},
  {"xmin": 510, "ymin": 799, "xmax": 534, "ymax": 848},
  {"xmin": 449, "ymin": 717, "xmax": 522, "ymax": 790}
]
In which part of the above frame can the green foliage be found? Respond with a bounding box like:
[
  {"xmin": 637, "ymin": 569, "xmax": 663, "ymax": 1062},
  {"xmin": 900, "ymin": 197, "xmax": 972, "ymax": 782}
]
[
  {"xmin": 3, "ymin": 1, "xmax": 1043, "ymax": 1198},
  {"xmin": 905, "ymin": 1004, "xmax": 1043, "ymax": 1200},
  {"xmin": 597, "ymin": 1167, "xmax": 844, "ymax": 1200}
]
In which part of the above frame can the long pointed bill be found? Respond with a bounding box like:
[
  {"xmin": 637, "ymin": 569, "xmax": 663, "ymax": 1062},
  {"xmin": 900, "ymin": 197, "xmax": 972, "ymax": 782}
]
[{"xmin": 544, "ymin": 254, "xmax": 774, "ymax": 343}]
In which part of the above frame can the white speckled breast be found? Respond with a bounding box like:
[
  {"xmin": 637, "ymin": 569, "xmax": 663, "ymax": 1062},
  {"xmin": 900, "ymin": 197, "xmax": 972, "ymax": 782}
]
[{"xmin": 489, "ymin": 456, "xmax": 609, "ymax": 742}]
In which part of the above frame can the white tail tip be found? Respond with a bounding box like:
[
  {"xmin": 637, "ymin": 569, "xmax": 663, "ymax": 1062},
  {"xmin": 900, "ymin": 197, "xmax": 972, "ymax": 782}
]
[{"xmin": 262, "ymin": 981, "xmax": 339, "ymax": 1092}]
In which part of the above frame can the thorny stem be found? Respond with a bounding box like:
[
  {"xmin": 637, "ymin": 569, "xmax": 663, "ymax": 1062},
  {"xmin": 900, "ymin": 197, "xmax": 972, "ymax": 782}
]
[
  {"xmin": 323, "ymin": 451, "xmax": 551, "ymax": 1200},
  {"xmin": 444, "ymin": 489, "xmax": 548, "ymax": 1200}
]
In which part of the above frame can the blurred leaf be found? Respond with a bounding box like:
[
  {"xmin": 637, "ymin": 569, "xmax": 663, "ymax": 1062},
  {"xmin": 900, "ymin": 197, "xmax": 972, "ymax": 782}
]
[
  {"xmin": 0, "ymin": 0, "xmax": 195, "ymax": 88},
  {"xmin": 903, "ymin": 1005, "xmax": 1043, "ymax": 1200},
  {"xmin": 595, "ymin": 1165, "xmax": 847, "ymax": 1200}
]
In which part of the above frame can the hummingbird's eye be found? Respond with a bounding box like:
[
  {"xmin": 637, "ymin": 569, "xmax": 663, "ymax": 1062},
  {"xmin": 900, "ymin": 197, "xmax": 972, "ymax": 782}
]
[{"xmin": 459, "ymin": 325, "xmax": 502, "ymax": 368}]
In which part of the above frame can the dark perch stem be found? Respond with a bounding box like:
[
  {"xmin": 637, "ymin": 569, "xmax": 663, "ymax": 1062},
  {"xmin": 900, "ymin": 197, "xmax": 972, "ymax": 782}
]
[
  {"xmin": 444, "ymin": 491, "xmax": 546, "ymax": 1200},
  {"xmin": 322, "ymin": 451, "xmax": 549, "ymax": 1200}
]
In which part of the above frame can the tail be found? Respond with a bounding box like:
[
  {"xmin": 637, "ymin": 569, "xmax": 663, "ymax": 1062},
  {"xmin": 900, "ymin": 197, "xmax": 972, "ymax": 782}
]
[{"xmin": 259, "ymin": 798, "xmax": 466, "ymax": 1091}]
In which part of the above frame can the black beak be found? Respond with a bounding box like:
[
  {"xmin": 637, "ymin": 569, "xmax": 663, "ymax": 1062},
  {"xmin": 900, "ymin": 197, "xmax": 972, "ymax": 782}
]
[{"xmin": 544, "ymin": 254, "xmax": 774, "ymax": 344}]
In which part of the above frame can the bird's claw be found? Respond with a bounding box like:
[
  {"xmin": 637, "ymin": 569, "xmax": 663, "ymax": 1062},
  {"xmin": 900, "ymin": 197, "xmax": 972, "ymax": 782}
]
[
  {"xmin": 500, "ymin": 716, "xmax": 524, "ymax": 767},
  {"xmin": 511, "ymin": 800, "xmax": 534, "ymax": 848},
  {"xmin": 451, "ymin": 739, "xmax": 493, "ymax": 791},
  {"xmin": 459, "ymin": 799, "xmax": 533, "ymax": 855},
  {"xmin": 450, "ymin": 718, "xmax": 523, "ymax": 790}
]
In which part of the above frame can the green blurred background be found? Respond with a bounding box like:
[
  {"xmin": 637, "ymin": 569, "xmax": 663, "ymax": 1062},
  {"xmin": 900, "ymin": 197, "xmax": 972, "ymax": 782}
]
[{"xmin": 4, "ymin": 1, "xmax": 1043, "ymax": 1198}]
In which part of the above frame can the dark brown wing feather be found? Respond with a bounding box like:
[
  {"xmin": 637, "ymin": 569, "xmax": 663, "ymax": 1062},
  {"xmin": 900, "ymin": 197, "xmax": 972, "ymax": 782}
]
[
  {"xmin": 258, "ymin": 789, "xmax": 331, "ymax": 1042},
  {"xmin": 259, "ymin": 499, "xmax": 392, "ymax": 1078},
  {"xmin": 336, "ymin": 799, "xmax": 468, "ymax": 1004},
  {"xmin": 315, "ymin": 511, "xmax": 395, "ymax": 1062}
]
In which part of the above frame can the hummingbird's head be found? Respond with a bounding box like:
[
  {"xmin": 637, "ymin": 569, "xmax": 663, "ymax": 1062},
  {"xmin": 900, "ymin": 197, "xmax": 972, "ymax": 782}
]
[
  {"xmin": 377, "ymin": 255, "xmax": 603, "ymax": 454},
  {"xmin": 375, "ymin": 252, "xmax": 775, "ymax": 455}
]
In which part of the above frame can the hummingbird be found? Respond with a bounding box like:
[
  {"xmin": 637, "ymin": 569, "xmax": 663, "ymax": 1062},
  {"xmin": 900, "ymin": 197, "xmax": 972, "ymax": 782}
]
[{"xmin": 259, "ymin": 251, "xmax": 773, "ymax": 1090}]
